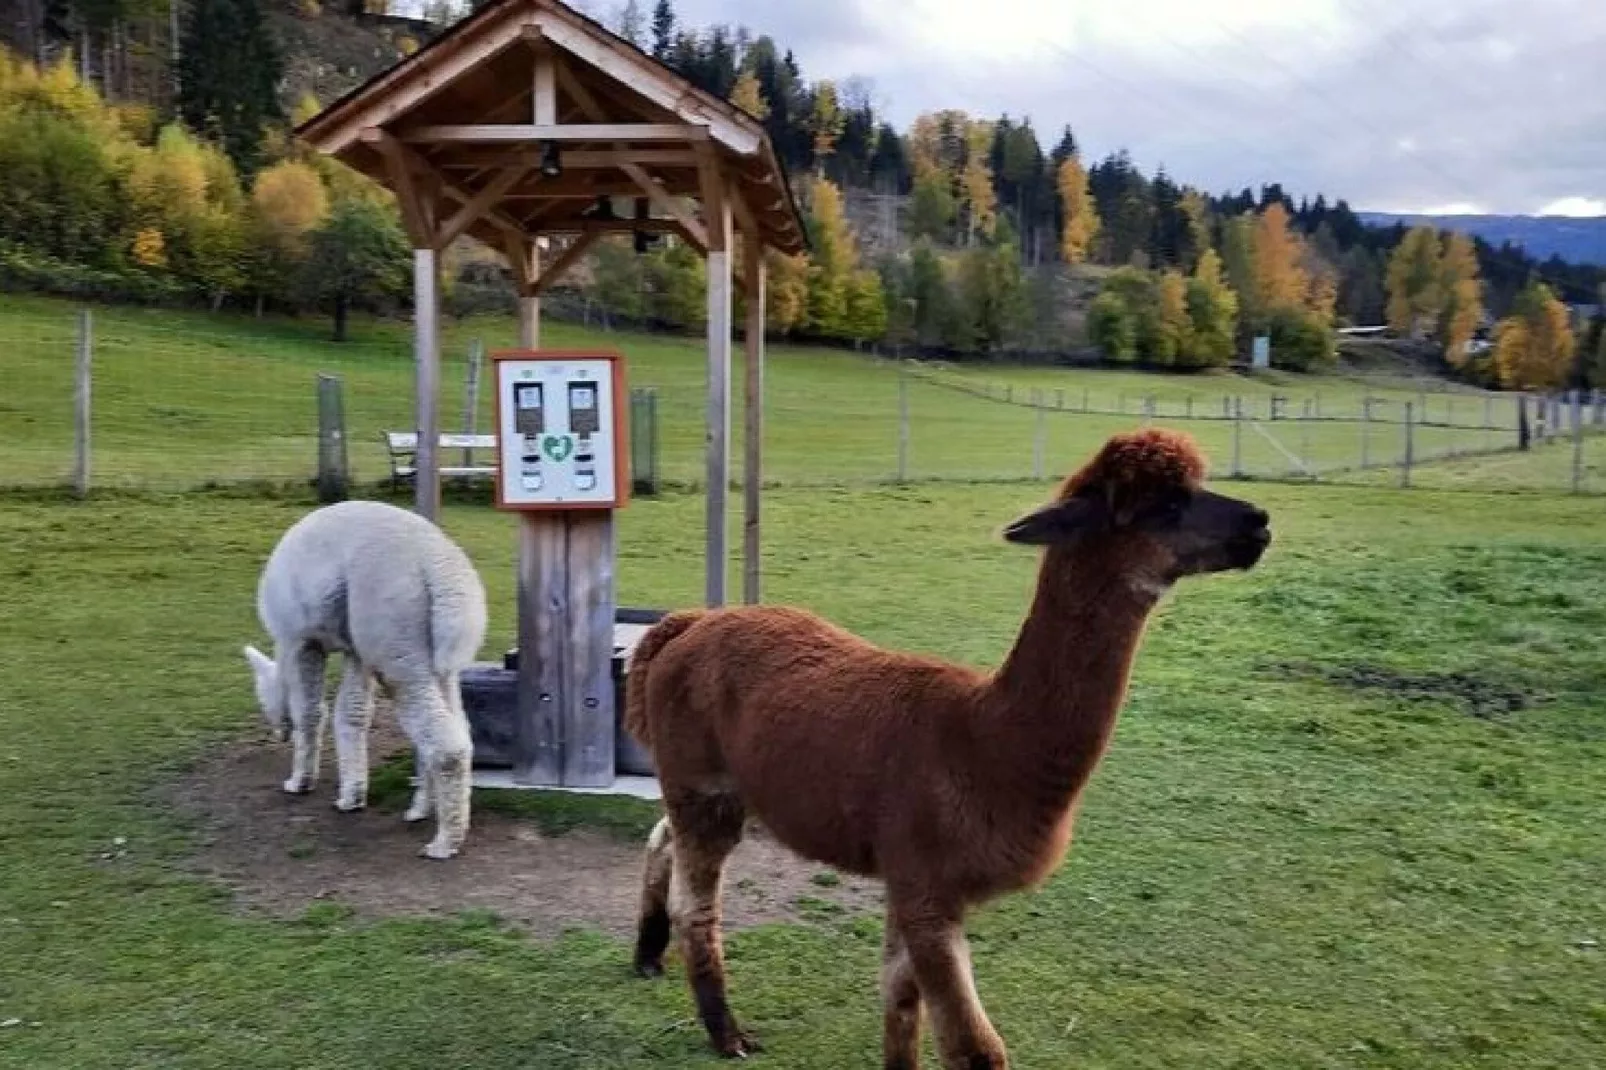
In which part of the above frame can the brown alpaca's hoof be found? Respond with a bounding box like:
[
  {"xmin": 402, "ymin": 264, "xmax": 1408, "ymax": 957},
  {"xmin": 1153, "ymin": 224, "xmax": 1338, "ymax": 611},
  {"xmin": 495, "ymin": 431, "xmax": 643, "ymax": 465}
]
[
  {"xmin": 632, "ymin": 959, "xmax": 664, "ymax": 979},
  {"xmin": 715, "ymin": 1030, "xmax": 762, "ymax": 1058}
]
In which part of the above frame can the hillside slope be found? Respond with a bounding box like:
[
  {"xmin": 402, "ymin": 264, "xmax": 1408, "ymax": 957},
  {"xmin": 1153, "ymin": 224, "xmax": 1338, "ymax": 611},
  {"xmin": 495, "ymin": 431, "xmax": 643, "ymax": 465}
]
[{"xmin": 1358, "ymin": 212, "xmax": 1606, "ymax": 268}]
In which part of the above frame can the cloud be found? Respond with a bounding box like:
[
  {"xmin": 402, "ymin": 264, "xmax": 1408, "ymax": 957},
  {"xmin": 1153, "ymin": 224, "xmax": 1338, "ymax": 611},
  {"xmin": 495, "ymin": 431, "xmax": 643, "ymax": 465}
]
[{"xmin": 661, "ymin": 0, "xmax": 1606, "ymax": 215}]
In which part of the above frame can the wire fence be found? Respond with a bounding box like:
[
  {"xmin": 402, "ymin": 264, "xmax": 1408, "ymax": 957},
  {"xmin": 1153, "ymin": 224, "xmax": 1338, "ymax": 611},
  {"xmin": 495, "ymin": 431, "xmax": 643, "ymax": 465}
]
[{"xmin": 5, "ymin": 306, "xmax": 1606, "ymax": 498}]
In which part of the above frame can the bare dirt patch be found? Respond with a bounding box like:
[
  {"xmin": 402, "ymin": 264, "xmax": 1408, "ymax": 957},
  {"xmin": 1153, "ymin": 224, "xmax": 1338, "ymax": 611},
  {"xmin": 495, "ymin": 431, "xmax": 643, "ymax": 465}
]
[{"xmin": 166, "ymin": 716, "xmax": 882, "ymax": 940}]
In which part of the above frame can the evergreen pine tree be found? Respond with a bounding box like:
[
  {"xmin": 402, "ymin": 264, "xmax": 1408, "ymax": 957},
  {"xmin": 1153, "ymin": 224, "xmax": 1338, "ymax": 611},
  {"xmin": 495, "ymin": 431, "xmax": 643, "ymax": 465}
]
[
  {"xmin": 650, "ymin": 0, "xmax": 674, "ymax": 58},
  {"xmin": 177, "ymin": 0, "xmax": 283, "ymax": 178}
]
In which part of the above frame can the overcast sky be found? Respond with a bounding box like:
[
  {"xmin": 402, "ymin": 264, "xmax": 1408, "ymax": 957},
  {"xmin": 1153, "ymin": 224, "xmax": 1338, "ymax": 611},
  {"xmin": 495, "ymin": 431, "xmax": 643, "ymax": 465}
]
[{"xmin": 647, "ymin": 0, "xmax": 1605, "ymax": 217}]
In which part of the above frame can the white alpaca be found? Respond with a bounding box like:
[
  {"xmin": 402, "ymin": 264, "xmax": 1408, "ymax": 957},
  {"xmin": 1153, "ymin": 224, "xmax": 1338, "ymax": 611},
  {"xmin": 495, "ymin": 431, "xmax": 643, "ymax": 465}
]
[{"xmin": 243, "ymin": 500, "xmax": 488, "ymax": 860}]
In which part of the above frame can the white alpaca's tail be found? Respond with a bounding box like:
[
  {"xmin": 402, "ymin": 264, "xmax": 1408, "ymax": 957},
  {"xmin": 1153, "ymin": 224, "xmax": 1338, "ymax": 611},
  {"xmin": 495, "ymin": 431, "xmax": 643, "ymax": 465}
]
[{"xmin": 425, "ymin": 562, "xmax": 488, "ymax": 677}]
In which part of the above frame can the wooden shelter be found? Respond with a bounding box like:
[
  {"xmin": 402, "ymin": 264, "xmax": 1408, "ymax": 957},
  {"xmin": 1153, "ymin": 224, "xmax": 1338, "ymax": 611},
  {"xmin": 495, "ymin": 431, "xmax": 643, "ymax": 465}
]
[{"xmin": 296, "ymin": 0, "xmax": 807, "ymax": 609}]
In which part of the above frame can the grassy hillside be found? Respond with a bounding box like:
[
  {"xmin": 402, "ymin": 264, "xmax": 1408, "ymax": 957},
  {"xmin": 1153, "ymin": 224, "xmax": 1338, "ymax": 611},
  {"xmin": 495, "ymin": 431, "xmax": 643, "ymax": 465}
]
[{"xmin": 4, "ymin": 294, "xmax": 1568, "ymax": 495}]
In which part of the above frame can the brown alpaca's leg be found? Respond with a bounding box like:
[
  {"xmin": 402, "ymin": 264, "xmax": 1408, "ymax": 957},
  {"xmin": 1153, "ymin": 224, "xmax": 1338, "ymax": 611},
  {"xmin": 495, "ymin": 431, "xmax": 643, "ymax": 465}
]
[
  {"xmin": 894, "ymin": 904, "xmax": 1008, "ymax": 1070},
  {"xmin": 668, "ymin": 793, "xmax": 755, "ymax": 1058},
  {"xmin": 633, "ymin": 816, "xmax": 674, "ymax": 977},
  {"xmin": 882, "ymin": 918, "xmax": 925, "ymax": 1070}
]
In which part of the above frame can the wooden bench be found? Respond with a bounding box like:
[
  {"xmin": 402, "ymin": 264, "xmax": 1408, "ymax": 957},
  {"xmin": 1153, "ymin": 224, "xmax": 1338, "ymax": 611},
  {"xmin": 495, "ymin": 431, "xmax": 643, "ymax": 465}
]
[{"xmin": 383, "ymin": 431, "xmax": 498, "ymax": 490}]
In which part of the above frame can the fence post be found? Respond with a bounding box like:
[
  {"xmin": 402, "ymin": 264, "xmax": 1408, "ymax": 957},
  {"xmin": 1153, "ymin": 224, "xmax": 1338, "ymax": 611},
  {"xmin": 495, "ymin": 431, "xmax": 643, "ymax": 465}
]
[
  {"xmin": 461, "ymin": 339, "xmax": 483, "ymax": 469},
  {"xmin": 1143, "ymin": 395, "xmax": 1155, "ymax": 424},
  {"xmin": 1518, "ymin": 394, "xmax": 1531, "ymax": 450},
  {"xmin": 1401, "ymin": 401, "xmax": 1415, "ymax": 488},
  {"xmin": 1299, "ymin": 401, "xmax": 1311, "ymax": 472},
  {"xmin": 1360, "ymin": 395, "xmax": 1371, "ymax": 470},
  {"xmin": 896, "ymin": 363, "xmax": 910, "ymax": 483},
  {"xmin": 1055, "ymin": 388, "xmax": 1064, "ymax": 410},
  {"xmin": 1186, "ymin": 394, "xmax": 1194, "ymax": 419},
  {"xmin": 1231, "ymin": 396, "xmax": 1243, "ymax": 477},
  {"xmin": 629, "ymin": 388, "xmax": 659, "ymax": 496},
  {"xmin": 316, "ymin": 374, "xmax": 350, "ymax": 503},
  {"xmin": 73, "ymin": 309, "xmax": 92, "ymax": 498},
  {"xmin": 1033, "ymin": 405, "xmax": 1046, "ymax": 481},
  {"xmin": 1572, "ymin": 390, "xmax": 1585, "ymax": 494},
  {"xmin": 1082, "ymin": 387, "xmax": 1090, "ymax": 413}
]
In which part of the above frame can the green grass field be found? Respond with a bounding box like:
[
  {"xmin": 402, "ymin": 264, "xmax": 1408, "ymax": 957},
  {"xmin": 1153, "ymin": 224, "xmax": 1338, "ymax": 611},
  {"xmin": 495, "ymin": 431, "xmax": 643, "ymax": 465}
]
[
  {"xmin": 2, "ymin": 294, "xmax": 1605, "ymax": 1067},
  {"xmin": 2, "ymin": 475, "xmax": 1605, "ymax": 1068},
  {"xmin": 7, "ymin": 293, "xmax": 1592, "ymax": 495}
]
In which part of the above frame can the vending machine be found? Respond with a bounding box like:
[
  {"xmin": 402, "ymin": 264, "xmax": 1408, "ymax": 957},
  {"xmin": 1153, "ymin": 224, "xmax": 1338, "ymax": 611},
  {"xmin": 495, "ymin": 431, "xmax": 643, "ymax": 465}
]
[{"xmin": 490, "ymin": 351, "xmax": 628, "ymax": 511}]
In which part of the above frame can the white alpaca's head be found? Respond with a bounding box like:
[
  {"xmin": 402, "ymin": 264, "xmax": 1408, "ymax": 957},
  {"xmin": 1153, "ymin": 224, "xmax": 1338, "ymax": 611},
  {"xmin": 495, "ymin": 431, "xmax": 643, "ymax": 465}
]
[{"xmin": 243, "ymin": 645, "xmax": 290, "ymax": 741}]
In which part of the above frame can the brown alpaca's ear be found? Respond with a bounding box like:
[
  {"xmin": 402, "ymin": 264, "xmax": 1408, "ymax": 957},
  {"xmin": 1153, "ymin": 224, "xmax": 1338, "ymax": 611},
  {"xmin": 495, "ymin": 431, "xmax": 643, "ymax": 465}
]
[{"xmin": 1002, "ymin": 495, "xmax": 1109, "ymax": 546}]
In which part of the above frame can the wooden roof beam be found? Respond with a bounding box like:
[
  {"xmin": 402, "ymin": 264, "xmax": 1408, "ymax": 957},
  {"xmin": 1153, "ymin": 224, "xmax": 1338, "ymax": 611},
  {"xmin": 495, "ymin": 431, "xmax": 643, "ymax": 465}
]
[
  {"xmin": 435, "ymin": 149, "xmax": 700, "ymax": 169},
  {"xmin": 399, "ymin": 122, "xmax": 710, "ymax": 144}
]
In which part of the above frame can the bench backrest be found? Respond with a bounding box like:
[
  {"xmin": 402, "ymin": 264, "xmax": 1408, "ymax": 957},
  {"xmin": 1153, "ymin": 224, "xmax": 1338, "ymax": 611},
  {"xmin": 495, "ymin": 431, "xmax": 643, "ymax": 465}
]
[{"xmin": 385, "ymin": 432, "xmax": 498, "ymax": 452}]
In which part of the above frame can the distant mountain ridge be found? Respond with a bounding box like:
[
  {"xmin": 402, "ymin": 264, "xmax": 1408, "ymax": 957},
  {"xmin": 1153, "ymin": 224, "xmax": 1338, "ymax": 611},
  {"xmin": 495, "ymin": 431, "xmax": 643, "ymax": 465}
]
[{"xmin": 1357, "ymin": 212, "xmax": 1606, "ymax": 268}]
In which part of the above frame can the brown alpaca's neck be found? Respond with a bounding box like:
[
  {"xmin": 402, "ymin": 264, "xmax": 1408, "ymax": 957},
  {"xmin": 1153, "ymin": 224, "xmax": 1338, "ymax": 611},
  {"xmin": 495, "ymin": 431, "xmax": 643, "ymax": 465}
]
[{"xmin": 984, "ymin": 541, "xmax": 1165, "ymax": 854}]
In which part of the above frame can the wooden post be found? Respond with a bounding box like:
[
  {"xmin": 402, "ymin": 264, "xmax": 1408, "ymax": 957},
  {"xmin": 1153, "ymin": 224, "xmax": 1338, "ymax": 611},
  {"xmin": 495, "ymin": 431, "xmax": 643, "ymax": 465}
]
[
  {"xmin": 1572, "ymin": 389, "xmax": 1585, "ymax": 494},
  {"xmin": 413, "ymin": 248, "xmax": 441, "ymax": 522},
  {"xmin": 1518, "ymin": 394, "xmax": 1531, "ymax": 451},
  {"xmin": 1033, "ymin": 404, "xmax": 1046, "ymax": 481},
  {"xmin": 1055, "ymin": 388, "xmax": 1064, "ymax": 410},
  {"xmin": 1231, "ymin": 396, "xmax": 1243, "ymax": 477},
  {"xmin": 315, "ymin": 374, "xmax": 349, "ymax": 503},
  {"xmin": 73, "ymin": 309, "xmax": 91, "ymax": 499},
  {"xmin": 896, "ymin": 363, "xmax": 910, "ymax": 483},
  {"xmin": 1082, "ymin": 387, "xmax": 1089, "ymax": 413},
  {"xmin": 1401, "ymin": 401, "xmax": 1415, "ymax": 488},
  {"xmin": 1298, "ymin": 402, "xmax": 1311, "ymax": 473},
  {"xmin": 461, "ymin": 339, "xmax": 483, "ymax": 468},
  {"xmin": 562, "ymin": 513, "xmax": 616, "ymax": 787},
  {"xmin": 1360, "ymin": 396, "xmax": 1371, "ymax": 470},
  {"xmin": 704, "ymin": 195, "xmax": 734, "ymax": 607},
  {"xmin": 742, "ymin": 236, "xmax": 765, "ymax": 606}
]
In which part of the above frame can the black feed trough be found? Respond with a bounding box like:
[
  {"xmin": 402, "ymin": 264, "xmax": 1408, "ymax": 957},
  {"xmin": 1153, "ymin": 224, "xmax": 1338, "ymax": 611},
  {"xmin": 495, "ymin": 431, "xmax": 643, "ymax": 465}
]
[{"xmin": 459, "ymin": 607, "xmax": 664, "ymax": 779}]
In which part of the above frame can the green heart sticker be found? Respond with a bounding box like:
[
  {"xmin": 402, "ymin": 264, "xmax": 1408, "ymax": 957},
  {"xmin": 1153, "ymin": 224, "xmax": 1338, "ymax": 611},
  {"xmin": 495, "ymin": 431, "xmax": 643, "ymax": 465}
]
[{"xmin": 541, "ymin": 434, "xmax": 574, "ymax": 463}]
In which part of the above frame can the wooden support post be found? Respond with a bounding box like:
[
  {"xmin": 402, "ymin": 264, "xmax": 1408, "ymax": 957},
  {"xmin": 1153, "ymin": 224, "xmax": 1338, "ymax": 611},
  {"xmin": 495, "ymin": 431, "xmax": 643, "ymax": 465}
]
[
  {"xmin": 742, "ymin": 235, "xmax": 765, "ymax": 606},
  {"xmin": 414, "ymin": 248, "xmax": 442, "ymax": 522},
  {"xmin": 73, "ymin": 309, "xmax": 91, "ymax": 499},
  {"xmin": 703, "ymin": 175, "xmax": 734, "ymax": 607},
  {"xmin": 563, "ymin": 512, "xmax": 616, "ymax": 787},
  {"xmin": 1518, "ymin": 394, "xmax": 1531, "ymax": 451}
]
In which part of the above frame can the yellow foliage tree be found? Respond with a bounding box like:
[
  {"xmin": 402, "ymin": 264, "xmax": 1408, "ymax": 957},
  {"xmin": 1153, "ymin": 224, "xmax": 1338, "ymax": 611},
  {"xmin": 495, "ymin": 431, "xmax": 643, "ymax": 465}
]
[
  {"xmin": 1385, "ymin": 225, "xmax": 1444, "ymax": 337},
  {"xmin": 765, "ymin": 251, "xmax": 811, "ymax": 335},
  {"xmin": 1155, "ymin": 269, "xmax": 1189, "ymax": 364},
  {"xmin": 1437, "ymin": 232, "xmax": 1484, "ymax": 366},
  {"xmin": 1251, "ymin": 203, "xmax": 1307, "ymax": 313},
  {"xmin": 1056, "ymin": 156, "xmax": 1099, "ymax": 265},
  {"xmin": 1180, "ymin": 191, "xmax": 1212, "ymax": 267},
  {"xmin": 809, "ymin": 81, "xmax": 844, "ymax": 170},
  {"xmin": 960, "ymin": 121, "xmax": 996, "ymax": 245},
  {"xmin": 253, "ymin": 160, "xmax": 329, "ymax": 258},
  {"xmin": 729, "ymin": 70, "xmax": 769, "ymax": 121},
  {"xmin": 1492, "ymin": 281, "xmax": 1575, "ymax": 388},
  {"xmin": 1306, "ymin": 267, "xmax": 1338, "ymax": 326},
  {"xmin": 131, "ymin": 228, "xmax": 168, "ymax": 269}
]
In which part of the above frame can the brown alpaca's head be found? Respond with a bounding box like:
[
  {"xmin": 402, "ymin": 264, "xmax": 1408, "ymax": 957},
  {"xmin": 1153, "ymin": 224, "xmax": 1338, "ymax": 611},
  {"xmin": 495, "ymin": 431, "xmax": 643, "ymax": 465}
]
[{"xmin": 1003, "ymin": 428, "xmax": 1271, "ymax": 580}]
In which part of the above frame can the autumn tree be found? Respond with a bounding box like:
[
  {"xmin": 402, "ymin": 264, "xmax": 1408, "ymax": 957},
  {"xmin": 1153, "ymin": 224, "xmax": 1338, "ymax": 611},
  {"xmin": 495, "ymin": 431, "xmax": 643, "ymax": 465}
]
[
  {"xmin": 250, "ymin": 160, "xmax": 328, "ymax": 306},
  {"xmin": 1385, "ymin": 225, "xmax": 1444, "ymax": 337},
  {"xmin": 1182, "ymin": 249, "xmax": 1239, "ymax": 368},
  {"xmin": 959, "ymin": 120, "xmax": 997, "ymax": 244},
  {"xmin": 809, "ymin": 80, "xmax": 844, "ymax": 173},
  {"xmin": 1437, "ymin": 231, "xmax": 1484, "ymax": 366},
  {"xmin": 1492, "ymin": 280, "xmax": 1574, "ymax": 389},
  {"xmin": 843, "ymin": 269, "xmax": 888, "ymax": 349},
  {"xmin": 956, "ymin": 240, "xmax": 1029, "ymax": 352},
  {"xmin": 764, "ymin": 250, "xmax": 810, "ymax": 336},
  {"xmin": 805, "ymin": 177, "xmax": 855, "ymax": 337},
  {"xmin": 1219, "ymin": 214, "xmax": 1257, "ymax": 320},
  {"xmin": 1055, "ymin": 154, "xmax": 1099, "ymax": 265},
  {"xmin": 729, "ymin": 68, "xmax": 768, "ymax": 121},
  {"xmin": 301, "ymin": 194, "xmax": 409, "ymax": 341},
  {"xmin": 1153, "ymin": 269, "xmax": 1188, "ymax": 365},
  {"xmin": 1251, "ymin": 202, "xmax": 1307, "ymax": 314}
]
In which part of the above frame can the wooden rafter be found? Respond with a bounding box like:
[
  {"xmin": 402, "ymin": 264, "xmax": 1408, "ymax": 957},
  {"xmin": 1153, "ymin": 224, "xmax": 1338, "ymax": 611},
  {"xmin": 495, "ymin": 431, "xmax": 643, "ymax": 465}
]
[
  {"xmin": 527, "ymin": 233, "xmax": 600, "ymax": 296},
  {"xmin": 437, "ymin": 163, "xmax": 529, "ymax": 249},
  {"xmin": 399, "ymin": 123, "xmax": 709, "ymax": 144}
]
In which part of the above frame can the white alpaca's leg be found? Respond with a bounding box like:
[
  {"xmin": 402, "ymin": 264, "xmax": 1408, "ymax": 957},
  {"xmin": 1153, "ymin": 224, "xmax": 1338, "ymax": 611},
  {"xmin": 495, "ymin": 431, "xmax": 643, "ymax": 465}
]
[
  {"xmin": 331, "ymin": 659, "xmax": 376, "ymax": 812},
  {"xmin": 282, "ymin": 645, "xmax": 327, "ymax": 795},
  {"xmin": 396, "ymin": 674, "xmax": 473, "ymax": 860},
  {"xmin": 403, "ymin": 747, "xmax": 433, "ymax": 823}
]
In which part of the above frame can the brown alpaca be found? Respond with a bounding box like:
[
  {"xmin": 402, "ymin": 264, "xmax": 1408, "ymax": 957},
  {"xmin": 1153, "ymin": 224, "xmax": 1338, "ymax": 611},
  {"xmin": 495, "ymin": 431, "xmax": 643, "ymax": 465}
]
[{"xmin": 625, "ymin": 428, "xmax": 1271, "ymax": 1069}]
